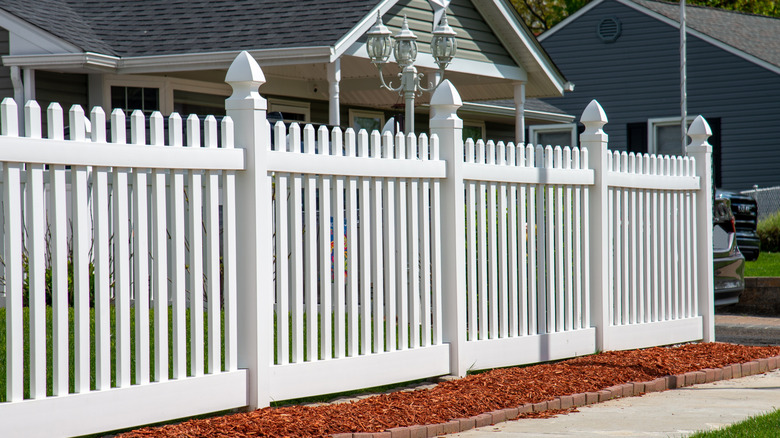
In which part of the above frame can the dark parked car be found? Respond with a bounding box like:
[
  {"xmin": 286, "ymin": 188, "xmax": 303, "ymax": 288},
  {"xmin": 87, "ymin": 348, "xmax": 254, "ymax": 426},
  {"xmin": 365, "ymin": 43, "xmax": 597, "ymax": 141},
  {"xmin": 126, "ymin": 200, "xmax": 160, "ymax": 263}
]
[
  {"xmin": 716, "ymin": 190, "xmax": 759, "ymax": 261},
  {"xmin": 713, "ymin": 198, "xmax": 745, "ymax": 306}
]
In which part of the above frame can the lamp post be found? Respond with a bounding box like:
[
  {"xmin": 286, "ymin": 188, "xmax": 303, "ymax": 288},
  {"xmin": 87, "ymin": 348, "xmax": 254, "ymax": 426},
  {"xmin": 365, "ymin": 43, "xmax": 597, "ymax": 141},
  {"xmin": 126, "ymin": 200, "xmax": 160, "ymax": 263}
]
[{"xmin": 366, "ymin": 13, "xmax": 457, "ymax": 133}]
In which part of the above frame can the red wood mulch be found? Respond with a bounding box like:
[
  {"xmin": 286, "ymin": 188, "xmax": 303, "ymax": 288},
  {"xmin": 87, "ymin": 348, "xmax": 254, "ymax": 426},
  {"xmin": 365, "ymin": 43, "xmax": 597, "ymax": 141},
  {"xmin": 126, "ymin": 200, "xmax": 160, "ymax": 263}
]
[{"xmin": 120, "ymin": 343, "xmax": 780, "ymax": 438}]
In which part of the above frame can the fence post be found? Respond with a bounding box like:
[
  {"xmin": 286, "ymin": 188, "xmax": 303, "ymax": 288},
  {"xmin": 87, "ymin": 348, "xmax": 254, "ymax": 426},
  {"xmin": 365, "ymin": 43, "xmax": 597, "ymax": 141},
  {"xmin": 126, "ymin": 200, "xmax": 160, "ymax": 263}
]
[
  {"xmin": 225, "ymin": 51, "xmax": 273, "ymax": 409},
  {"xmin": 429, "ymin": 80, "xmax": 467, "ymax": 376},
  {"xmin": 686, "ymin": 116, "xmax": 715, "ymax": 342},
  {"xmin": 579, "ymin": 100, "xmax": 611, "ymax": 351}
]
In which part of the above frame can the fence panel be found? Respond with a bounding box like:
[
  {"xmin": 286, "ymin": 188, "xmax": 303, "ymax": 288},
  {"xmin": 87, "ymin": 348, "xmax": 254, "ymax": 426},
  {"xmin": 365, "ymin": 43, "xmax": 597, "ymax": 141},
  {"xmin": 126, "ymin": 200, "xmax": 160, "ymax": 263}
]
[
  {"xmin": 0, "ymin": 98, "xmax": 246, "ymax": 438},
  {"xmin": 460, "ymin": 137, "xmax": 597, "ymax": 370},
  {"xmin": 604, "ymin": 148, "xmax": 703, "ymax": 349},
  {"xmin": 264, "ymin": 121, "xmax": 449, "ymax": 401}
]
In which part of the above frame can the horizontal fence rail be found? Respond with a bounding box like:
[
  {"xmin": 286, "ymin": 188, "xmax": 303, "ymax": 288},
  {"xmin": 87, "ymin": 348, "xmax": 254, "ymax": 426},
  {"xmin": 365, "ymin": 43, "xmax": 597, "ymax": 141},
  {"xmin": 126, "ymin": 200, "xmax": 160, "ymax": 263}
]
[{"xmin": 0, "ymin": 52, "xmax": 715, "ymax": 437}]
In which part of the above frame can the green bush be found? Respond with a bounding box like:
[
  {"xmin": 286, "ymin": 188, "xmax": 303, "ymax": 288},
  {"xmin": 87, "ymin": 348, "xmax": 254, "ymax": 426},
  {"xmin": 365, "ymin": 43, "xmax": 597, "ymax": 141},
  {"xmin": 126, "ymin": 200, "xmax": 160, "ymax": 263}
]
[{"xmin": 757, "ymin": 210, "xmax": 780, "ymax": 252}]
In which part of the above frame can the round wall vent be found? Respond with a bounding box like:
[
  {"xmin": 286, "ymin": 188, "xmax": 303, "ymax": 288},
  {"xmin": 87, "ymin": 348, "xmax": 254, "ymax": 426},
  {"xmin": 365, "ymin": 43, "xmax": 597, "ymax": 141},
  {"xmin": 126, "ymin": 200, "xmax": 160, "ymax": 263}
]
[{"xmin": 597, "ymin": 17, "xmax": 621, "ymax": 42}]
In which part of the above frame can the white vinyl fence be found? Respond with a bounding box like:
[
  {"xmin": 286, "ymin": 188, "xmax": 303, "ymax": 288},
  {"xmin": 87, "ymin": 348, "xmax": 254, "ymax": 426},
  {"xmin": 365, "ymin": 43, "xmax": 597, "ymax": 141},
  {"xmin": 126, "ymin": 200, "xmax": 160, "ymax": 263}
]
[{"xmin": 0, "ymin": 52, "xmax": 714, "ymax": 437}]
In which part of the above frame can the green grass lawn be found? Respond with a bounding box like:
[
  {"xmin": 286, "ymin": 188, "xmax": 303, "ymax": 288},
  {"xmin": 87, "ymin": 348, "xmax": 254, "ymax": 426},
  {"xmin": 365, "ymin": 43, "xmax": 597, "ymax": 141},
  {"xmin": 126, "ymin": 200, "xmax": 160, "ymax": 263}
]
[
  {"xmin": 689, "ymin": 409, "xmax": 780, "ymax": 437},
  {"xmin": 0, "ymin": 306, "xmax": 220, "ymax": 402},
  {"xmin": 744, "ymin": 252, "xmax": 780, "ymax": 277}
]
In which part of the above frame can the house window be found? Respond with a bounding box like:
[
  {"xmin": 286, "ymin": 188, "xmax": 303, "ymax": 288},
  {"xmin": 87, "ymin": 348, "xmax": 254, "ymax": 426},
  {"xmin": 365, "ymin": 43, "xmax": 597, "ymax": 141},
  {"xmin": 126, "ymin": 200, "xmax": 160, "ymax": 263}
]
[
  {"xmin": 103, "ymin": 75, "xmax": 231, "ymax": 117},
  {"xmin": 528, "ymin": 123, "xmax": 577, "ymax": 147},
  {"xmin": 268, "ymin": 99, "xmax": 310, "ymax": 123},
  {"xmin": 648, "ymin": 117, "xmax": 695, "ymax": 156},
  {"xmin": 111, "ymin": 86, "xmax": 159, "ymax": 114},
  {"xmin": 463, "ymin": 120, "xmax": 486, "ymax": 142},
  {"xmin": 349, "ymin": 109, "xmax": 385, "ymax": 132}
]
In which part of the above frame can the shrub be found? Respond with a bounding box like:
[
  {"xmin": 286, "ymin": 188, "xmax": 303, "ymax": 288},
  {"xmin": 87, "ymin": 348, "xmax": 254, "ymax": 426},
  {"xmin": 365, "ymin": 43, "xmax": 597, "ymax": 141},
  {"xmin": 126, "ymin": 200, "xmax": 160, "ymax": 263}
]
[{"xmin": 757, "ymin": 210, "xmax": 780, "ymax": 252}]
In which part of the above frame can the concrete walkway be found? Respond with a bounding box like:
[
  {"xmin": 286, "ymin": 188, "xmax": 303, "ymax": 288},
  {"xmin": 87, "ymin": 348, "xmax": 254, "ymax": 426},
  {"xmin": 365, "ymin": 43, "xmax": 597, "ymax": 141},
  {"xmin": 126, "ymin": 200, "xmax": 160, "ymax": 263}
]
[{"xmin": 448, "ymin": 368, "xmax": 780, "ymax": 437}]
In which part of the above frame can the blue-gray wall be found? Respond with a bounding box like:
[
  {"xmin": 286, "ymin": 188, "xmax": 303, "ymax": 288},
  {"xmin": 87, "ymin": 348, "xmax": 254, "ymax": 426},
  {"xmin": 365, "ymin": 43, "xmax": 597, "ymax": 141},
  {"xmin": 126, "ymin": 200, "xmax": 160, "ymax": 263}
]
[{"xmin": 540, "ymin": 0, "xmax": 780, "ymax": 191}]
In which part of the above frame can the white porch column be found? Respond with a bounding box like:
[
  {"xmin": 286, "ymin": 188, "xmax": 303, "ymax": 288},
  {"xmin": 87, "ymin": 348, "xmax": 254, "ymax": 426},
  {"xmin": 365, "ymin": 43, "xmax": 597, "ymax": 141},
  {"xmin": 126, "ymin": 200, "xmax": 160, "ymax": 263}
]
[
  {"xmin": 514, "ymin": 81, "xmax": 526, "ymax": 145},
  {"xmin": 327, "ymin": 58, "xmax": 341, "ymax": 126},
  {"xmin": 23, "ymin": 69, "xmax": 36, "ymax": 102}
]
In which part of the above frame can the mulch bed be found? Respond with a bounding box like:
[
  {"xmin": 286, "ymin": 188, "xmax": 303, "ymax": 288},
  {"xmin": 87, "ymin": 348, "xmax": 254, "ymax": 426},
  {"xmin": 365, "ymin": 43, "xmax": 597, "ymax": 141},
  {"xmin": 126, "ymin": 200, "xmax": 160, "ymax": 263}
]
[{"xmin": 120, "ymin": 343, "xmax": 780, "ymax": 438}]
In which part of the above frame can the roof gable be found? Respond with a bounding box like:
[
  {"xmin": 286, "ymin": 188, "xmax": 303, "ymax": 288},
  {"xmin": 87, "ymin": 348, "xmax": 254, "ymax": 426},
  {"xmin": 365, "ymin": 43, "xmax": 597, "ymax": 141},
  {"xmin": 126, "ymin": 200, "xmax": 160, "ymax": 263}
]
[
  {"xmin": 632, "ymin": 0, "xmax": 780, "ymax": 69},
  {"xmin": 541, "ymin": 0, "xmax": 780, "ymax": 74}
]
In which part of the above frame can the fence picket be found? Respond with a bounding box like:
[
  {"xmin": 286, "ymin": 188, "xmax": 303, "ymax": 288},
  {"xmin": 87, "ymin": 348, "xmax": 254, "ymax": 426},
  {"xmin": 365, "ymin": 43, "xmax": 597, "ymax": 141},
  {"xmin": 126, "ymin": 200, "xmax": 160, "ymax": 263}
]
[
  {"xmin": 372, "ymin": 131, "xmax": 386, "ymax": 351},
  {"xmin": 345, "ymin": 128, "xmax": 360, "ymax": 355},
  {"xmin": 359, "ymin": 130, "xmax": 372, "ymax": 354},
  {"xmin": 71, "ymin": 105, "xmax": 92, "ymax": 392},
  {"xmin": 430, "ymin": 134, "xmax": 443, "ymax": 345},
  {"xmin": 419, "ymin": 134, "xmax": 431, "ymax": 347},
  {"xmin": 507, "ymin": 143, "xmax": 519, "ymax": 338},
  {"xmin": 408, "ymin": 133, "xmax": 421, "ymax": 348},
  {"xmin": 318, "ymin": 125, "xmax": 333, "ymax": 360},
  {"xmin": 395, "ymin": 131, "xmax": 409, "ymax": 350},
  {"xmin": 131, "ymin": 110, "xmax": 151, "ymax": 384},
  {"xmin": 526, "ymin": 144, "xmax": 537, "ymax": 335},
  {"xmin": 23, "ymin": 101, "xmax": 46, "ymax": 399},
  {"xmin": 289, "ymin": 123, "xmax": 304, "ymax": 363},
  {"xmin": 47, "ymin": 102, "xmax": 69, "ymax": 396},
  {"xmin": 303, "ymin": 125, "xmax": 318, "ymax": 361},
  {"xmin": 204, "ymin": 115, "xmax": 222, "ymax": 372},
  {"xmin": 169, "ymin": 113, "xmax": 187, "ymax": 379},
  {"xmin": 497, "ymin": 142, "xmax": 509, "ymax": 338},
  {"xmin": 554, "ymin": 146, "xmax": 564, "ymax": 333},
  {"xmin": 150, "ymin": 112, "xmax": 169, "ymax": 380},
  {"xmin": 476, "ymin": 140, "xmax": 488, "ymax": 339},
  {"xmin": 382, "ymin": 132, "xmax": 397, "ymax": 350},
  {"xmin": 517, "ymin": 145, "xmax": 528, "ymax": 336},
  {"xmin": 332, "ymin": 127, "xmax": 346, "ymax": 358}
]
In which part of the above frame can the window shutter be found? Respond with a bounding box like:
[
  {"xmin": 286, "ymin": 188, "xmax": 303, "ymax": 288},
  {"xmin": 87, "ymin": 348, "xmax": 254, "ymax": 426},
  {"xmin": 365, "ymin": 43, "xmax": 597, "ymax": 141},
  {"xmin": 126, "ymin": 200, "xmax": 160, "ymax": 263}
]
[{"xmin": 626, "ymin": 122, "xmax": 647, "ymax": 154}]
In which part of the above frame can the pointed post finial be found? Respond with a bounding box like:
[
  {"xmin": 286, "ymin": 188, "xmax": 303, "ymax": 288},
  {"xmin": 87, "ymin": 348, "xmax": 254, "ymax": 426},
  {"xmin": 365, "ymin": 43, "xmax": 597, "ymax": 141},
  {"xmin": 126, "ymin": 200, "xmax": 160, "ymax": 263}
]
[
  {"xmin": 225, "ymin": 51, "xmax": 266, "ymax": 103},
  {"xmin": 580, "ymin": 99, "xmax": 608, "ymax": 135},
  {"xmin": 430, "ymin": 79, "xmax": 462, "ymax": 122},
  {"xmin": 686, "ymin": 115, "xmax": 712, "ymax": 151}
]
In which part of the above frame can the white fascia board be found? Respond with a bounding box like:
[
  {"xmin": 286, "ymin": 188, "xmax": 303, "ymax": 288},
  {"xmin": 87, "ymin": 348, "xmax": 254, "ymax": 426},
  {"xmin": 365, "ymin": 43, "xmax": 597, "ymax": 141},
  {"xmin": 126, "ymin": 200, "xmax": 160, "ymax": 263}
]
[
  {"xmin": 616, "ymin": 0, "xmax": 780, "ymax": 76},
  {"xmin": 2, "ymin": 52, "xmax": 119, "ymax": 70},
  {"xmin": 116, "ymin": 47, "xmax": 334, "ymax": 74},
  {"xmin": 3, "ymin": 47, "xmax": 334, "ymax": 74},
  {"xmin": 460, "ymin": 101, "xmax": 576, "ymax": 123},
  {"xmin": 0, "ymin": 9, "xmax": 82, "ymax": 54},
  {"xmin": 345, "ymin": 43, "xmax": 527, "ymax": 80},
  {"xmin": 332, "ymin": 0, "xmax": 400, "ymax": 60},
  {"xmin": 473, "ymin": 0, "xmax": 567, "ymax": 94},
  {"xmin": 537, "ymin": 0, "xmax": 606, "ymax": 42}
]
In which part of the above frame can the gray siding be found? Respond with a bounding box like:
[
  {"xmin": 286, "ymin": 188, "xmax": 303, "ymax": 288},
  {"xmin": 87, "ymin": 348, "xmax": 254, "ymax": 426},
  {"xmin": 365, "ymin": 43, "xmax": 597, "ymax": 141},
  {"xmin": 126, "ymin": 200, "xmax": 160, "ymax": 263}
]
[
  {"xmin": 540, "ymin": 0, "xmax": 780, "ymax": 191},
  {"xmin": 386, "ymin": 0, "xmax": 516, "ymax": 66},
  {"xmin": 0, "ymin": 28, "xmax": 13, "ymax": 101},
  {"xmin": 35, "ymin": 70, "xmax": 89, "ymax": 112}
]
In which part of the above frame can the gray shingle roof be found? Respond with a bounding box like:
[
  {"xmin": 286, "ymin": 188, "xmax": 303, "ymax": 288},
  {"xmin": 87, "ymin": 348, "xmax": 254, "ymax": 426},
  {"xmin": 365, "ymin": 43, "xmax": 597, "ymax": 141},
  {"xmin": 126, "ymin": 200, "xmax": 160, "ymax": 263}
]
[
  {"xmin": 632, "ymin": 0, "xmax": 780, "ymax": 69},
  {"xmin": 0, "ymin": 0, "xmax": 384, "ymax": 57}
]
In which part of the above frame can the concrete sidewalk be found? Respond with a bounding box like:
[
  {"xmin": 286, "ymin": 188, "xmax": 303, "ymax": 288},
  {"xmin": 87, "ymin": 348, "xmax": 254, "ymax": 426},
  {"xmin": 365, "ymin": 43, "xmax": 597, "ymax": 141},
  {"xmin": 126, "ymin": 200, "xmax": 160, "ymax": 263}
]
[{"xmin": 448, "ymin": 369, "xmax": 780, "ymax": 437}]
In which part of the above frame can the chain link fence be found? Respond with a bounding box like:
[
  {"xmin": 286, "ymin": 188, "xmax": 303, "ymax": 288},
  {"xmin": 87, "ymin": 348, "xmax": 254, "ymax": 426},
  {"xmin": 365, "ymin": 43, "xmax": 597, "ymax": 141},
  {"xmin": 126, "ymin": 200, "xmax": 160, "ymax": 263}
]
[{"xmin": 740, "ymin": 185, "xmax": 780, "ymax": 221}]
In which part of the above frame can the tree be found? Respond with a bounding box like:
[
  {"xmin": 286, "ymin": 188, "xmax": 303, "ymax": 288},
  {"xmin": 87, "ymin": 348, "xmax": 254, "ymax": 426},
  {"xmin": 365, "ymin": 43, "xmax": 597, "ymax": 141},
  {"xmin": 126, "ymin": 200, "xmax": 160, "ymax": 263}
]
[{"xmin": 512, "ymin": 0, "xmax": 780, "ymax": 36}]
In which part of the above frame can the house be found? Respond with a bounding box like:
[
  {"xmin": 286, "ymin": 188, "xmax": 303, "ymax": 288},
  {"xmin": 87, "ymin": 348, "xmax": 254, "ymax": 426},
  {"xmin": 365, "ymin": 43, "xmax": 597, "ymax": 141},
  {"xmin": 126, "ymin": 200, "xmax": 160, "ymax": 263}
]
[
  {"xmin": 538, "ymin": 0, "xmax": 780, "ymax": 191},
  {"xmin": 0, "ymin": 0, "xmax": 574, "ymax": 144}
]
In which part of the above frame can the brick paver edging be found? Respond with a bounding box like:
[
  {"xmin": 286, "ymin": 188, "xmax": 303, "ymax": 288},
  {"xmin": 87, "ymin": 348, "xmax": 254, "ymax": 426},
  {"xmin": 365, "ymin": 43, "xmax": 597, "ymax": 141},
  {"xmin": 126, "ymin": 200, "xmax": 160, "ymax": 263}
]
[{"xmin": 330, "ymin": 355, "xmax": 780, "ymax": 438}]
